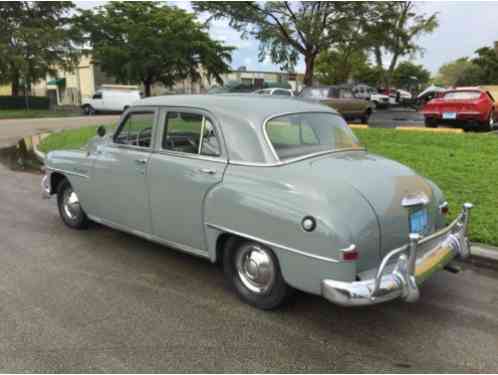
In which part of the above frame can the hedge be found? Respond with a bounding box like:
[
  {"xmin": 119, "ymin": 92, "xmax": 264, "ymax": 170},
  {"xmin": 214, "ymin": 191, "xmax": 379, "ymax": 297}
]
[{"xmin": 0, "ymin": 96, "xmax": 50, "ymax": 110}]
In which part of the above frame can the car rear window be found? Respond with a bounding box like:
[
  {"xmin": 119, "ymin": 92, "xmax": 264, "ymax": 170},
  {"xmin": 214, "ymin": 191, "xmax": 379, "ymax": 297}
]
[
  {"xmin": 443, "ymin": 91, "xmax": 481, "ymax": 100},
  {"xmin": 265, "ymin": 112, "xmax": 361, "ymax": 160}
]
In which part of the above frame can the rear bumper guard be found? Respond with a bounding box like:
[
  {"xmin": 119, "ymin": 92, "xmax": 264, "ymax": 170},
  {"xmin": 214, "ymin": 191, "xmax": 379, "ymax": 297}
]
[{"xmin": 322, "ymin": 203, "xmax": 473, "ymax": 306}]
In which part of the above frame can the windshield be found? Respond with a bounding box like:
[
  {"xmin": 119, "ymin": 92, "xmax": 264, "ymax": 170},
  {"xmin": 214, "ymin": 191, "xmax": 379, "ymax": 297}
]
[
  {"xmin": 265, "ymin": 112, "xmax": 361, "ymax": 160},
  {"xmin": 443, "ymin": 91, "xmax": 481, "ymax": 100}
]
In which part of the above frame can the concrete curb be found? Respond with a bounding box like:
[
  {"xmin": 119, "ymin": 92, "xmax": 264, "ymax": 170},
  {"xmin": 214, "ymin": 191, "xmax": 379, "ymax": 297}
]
[{"xmin": 471, "ymin": 243, "xmax": 498, "ymax": 261}]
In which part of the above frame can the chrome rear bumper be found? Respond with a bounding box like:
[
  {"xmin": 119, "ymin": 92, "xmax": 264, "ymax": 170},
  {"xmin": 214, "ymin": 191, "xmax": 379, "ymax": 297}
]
[{"xmin": 322, "ymin": 203, "xmax": 473, "ymax": 306}]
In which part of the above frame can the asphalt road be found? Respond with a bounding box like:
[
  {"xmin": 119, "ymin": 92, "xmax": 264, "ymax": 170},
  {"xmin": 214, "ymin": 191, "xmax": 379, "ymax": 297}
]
[
  {"xmin": 1, "ymin": 163, "xmax": 498, "ymax": 372},
  {"xmin": 368, "ymin": 108, "xmax": 425, "ymax": 128},
  {"xmin": 0, "ymin": 115, "xmax": 119, "ymax": 148}
]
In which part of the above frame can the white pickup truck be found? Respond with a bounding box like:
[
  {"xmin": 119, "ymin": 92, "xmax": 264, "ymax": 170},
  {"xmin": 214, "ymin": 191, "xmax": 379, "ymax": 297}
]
[{"xmin": 81, "ymin": 89, "xmax": 142, "ymax": 115}]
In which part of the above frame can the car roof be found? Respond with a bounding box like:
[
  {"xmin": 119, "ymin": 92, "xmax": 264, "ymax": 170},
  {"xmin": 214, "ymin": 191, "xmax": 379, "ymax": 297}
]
[
  {"xmin": 134, "ymin": 94, "xmax": 338, "ymax": 164},
  {"xmin": 136, "ymin": 94, "xmax": 334, "ymax": 122}
]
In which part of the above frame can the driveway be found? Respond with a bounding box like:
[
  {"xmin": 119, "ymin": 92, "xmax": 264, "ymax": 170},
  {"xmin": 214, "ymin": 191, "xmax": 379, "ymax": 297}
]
[
  {"xmin": 0, "ymin": 115, "xmax": 120, "ymax": 148},
  {"xmin": 1, "ymin": 162, "xmax": 498, "ymax": 372}
]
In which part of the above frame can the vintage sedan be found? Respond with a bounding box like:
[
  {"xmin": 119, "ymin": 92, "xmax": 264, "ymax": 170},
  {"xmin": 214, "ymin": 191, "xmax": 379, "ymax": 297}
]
[
  {"xmin": 421, "ymin": 87, "xmax": 497, "ymax": 131},
  {"xmin": 41, "ymin": 95, "xmax": 473, "ymax": 309}
]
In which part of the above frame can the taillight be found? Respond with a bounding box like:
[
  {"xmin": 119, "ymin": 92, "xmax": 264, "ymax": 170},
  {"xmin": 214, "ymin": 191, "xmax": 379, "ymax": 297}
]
[
  {"xmin": 341, "ymin": 245, "xmax": 359, "ymax": 261},
  {"xmin": 440, "ymin": 202, "xmax": 449, "ymax": 215}
]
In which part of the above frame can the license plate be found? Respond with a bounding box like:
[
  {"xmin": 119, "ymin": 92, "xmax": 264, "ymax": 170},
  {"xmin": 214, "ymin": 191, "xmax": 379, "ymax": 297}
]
[
  {"xmin": 410, "ymin": 208, "xmax": 428, "ymax": 234},
  {"xmin": 442, "ymin": 112, "xmax": 457, "ymax": 120}
]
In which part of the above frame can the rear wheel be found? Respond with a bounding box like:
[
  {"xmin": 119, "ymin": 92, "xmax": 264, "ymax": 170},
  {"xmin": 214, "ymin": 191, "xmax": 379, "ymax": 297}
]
[
  {"xmin": 481, "ymin": 110, "xmax": 495, "ymax": 132},
  {"xmin": 223, "ymin": 240, "xmax": 291, "ymax": 310},
  {"xmin": 57, "ymin": 179, "xmax": 89, "ymax": 229},
  {"xmin": 82, "ymin": 104, "xmax": 96, "ymax": 116},
  {"xmin": 361, "ymin": 108, "xmax": 372, "ymax": 124},
  {"xmin": 425, "ymin": 117, "xmax": 438, "ymax": 128}
]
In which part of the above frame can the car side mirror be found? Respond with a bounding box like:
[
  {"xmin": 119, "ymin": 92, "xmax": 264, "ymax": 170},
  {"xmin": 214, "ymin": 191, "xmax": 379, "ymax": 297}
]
[{"xmin": 97, "ymin": 126, "xmax": 106, "ymax": 137}]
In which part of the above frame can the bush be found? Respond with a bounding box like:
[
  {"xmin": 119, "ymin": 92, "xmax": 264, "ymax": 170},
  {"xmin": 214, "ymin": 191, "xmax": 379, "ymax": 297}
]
[{"xmin": 0, "ymin": 96, "xmax": 50, "ymax": 110}]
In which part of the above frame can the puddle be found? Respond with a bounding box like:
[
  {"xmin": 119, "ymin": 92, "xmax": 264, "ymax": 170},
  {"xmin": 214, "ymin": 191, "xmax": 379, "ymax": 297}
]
[{"xmin": 0, "ymin": 136, "xmax": 44, "ymax": 174}]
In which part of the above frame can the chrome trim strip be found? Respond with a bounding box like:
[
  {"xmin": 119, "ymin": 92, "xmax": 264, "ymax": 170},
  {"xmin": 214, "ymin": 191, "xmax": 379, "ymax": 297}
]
[
  {"xmin": 206, "ymin": 222, "xmax": 342, "ymax": 263},
  {"xmin": 46, "ymin": 166, "xmax": 89, "ymax": 179},
  {"xmin": 87, "ymin": 214, "xmax": 210, "ymax": 260},
  {"xmin": 228, "ymin": 148, "xmax": 365, "ymax": 167},
  {"xmin": 156, "ymin": 149, "xmax": 228, "ymax": 164}
]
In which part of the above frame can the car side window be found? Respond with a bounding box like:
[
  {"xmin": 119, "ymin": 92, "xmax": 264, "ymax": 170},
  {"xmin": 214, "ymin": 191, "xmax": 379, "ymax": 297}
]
[
  {"xmin": 340, "ymin": 89, "xmax": 353, "ymax": 99},
  {"xmin": 273, "ymin": 90, "xmax": 291, "ymax": 96},
  {"xmin": 93, "ymin": 92, "xmax": 103, "ymax": 100},
  {"xmin": 163, "ymin": 112, "xmax": 221, "ymax": 157},
  {"xmin": 114, "ymin": 111, "xmax": 155, "ymax": 148}
]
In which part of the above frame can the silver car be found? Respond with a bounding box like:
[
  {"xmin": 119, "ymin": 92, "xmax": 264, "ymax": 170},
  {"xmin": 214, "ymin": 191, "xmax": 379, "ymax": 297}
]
[{"xmin": 41, "ymin": 95, "xmax": 473, "ymax": 309}]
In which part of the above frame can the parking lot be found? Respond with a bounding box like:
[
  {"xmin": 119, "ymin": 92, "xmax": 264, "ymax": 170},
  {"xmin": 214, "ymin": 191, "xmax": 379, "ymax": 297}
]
[{"xmin": 1, "ymin": 158, "xmax": 498, "ymax": 371}]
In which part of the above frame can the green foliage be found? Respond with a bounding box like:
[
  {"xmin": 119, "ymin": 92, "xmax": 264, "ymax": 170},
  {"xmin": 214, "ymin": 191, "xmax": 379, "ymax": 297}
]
[
  {"xmin": 0, "ymin": 2, "xmax": 80, "ymax": 96},
  {"xmin": 194, "ymin": 2, "xmax": 366, "ymax": 86},
  {"xmin": 315, "ymin": 46, "xmax": 371, "ymax": 85},
  {"xmin": 0, "ymin": 96, "xmax": 49, "ymax": 110},
  {"xmin": 391, "ymin": 61, "xmax": 431, "ymax": 90},
  {"xmin": 434, "ymin": 57, "xmax": 484, "ymax": 87},
  {"xmin": 75, "ymin": 2, "xmax": 233, "ymax": 96},
  {"xmin": 472, "ymin": 47, "xmax": 498, "ymax": 84}
]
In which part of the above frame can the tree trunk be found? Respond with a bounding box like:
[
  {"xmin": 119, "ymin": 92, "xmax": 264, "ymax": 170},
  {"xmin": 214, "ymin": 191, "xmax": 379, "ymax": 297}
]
[
  {"xmin": 144, "ymin": 81, "xmax": 152, "ymax": 97},
  {"xmin": 303, "ymin": 53, "xmax": 316, "ymax": 87},
  {"xmin": 11, "ymin": 70, "xmax": 20, "ymax": 97}
]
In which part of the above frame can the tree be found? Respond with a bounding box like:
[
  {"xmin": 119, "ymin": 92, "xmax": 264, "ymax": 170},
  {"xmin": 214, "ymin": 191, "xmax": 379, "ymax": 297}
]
[
  {"xmin": 391, "ymin": 61, "xmax": 430, "ymax": 90},
  {"xmin": 472, "ymin": 47, "xmax": 498, "ymax": 84},
  {"xmin": 363, "ymin": 2, "xmax": 438, "ymax": 87},
  {"xmin": 434, "ymin": 58, "xmax": 484, "ymax": 87},
  {"xmin": 76, "ymin": 2, "xmax": 233, "ymax": 97},
  {"xmin": 193, "ymin": 2, "xmax": 366, "ymax": 86},
  {"xmin": 315, "ymin": 43, "xmax": 371, "ymax": 85},
  {"xmin": 0, "ymin": 2, "xmax": 79, "ymax": 97}
]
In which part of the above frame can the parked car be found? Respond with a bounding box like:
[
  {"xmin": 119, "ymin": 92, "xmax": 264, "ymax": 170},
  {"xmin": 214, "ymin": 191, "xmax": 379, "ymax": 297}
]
[
  {"xmin": 352, "ymin": 84, "xmax": 390, "ymax": 109},
  {"xmin": 417, "ymin": 85, "xmax": 447, "ymax": 105},
  {"xmin": 42, "ymin": 95, "xmax": 473, "ymax": 309},
  {"xmin": 421, "ymin": 87, "xmax": 497, "ymax": 131},
  {"xmin": 299, "ymin": 86, "xmax": 374, "ymax": 123},
  {"xmin": 253, "ymin": 88, "xmax": 294, "ymax": 97},
  {"xmin": 81, "ymin": 89, "xmax": 142, "ymax": 115}
]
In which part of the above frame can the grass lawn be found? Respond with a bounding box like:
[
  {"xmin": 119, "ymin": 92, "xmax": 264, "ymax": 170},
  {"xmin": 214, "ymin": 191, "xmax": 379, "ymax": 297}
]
[
  {"xmin": 0, "ymin": 109, "xmax": 81, "ymax": 119},
  {"xmin": 38, "ymin": 126, "xmax": 498, "ymax": 247}
]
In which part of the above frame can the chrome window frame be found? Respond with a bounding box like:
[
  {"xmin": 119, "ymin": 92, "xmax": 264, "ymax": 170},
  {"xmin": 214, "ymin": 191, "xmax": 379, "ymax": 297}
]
[
  {"xmin": 155, "ymin": 106, "xmax": 228, "ymax": 163},
  {"xmin": 111, "ymin": 106, "xmax": 159, "ymax": 153}
]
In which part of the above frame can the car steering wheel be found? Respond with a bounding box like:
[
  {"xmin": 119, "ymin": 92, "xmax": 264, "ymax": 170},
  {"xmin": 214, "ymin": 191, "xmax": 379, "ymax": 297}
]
[{"xmin": 136, "ymin": 127, "xmax": 152, "ymax": 147}]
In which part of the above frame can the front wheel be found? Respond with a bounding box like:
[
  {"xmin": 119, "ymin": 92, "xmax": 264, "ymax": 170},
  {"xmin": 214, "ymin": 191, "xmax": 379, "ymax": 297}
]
[
  {"xmin": 223, "ymin": 240, "xmax": 291, "ymax": 310},
  {"xmin": 57, "ymin": 179, "xmax": 89, "ymax": 229}
]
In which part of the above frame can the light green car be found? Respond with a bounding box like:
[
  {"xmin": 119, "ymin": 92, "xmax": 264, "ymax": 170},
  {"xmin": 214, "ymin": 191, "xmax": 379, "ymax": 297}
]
[{"xmin": 41, "ymin": 95, "xmax": 473, "ymax": 309}]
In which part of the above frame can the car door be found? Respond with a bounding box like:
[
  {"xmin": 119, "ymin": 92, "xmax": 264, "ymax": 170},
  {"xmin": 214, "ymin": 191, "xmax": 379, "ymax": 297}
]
[
  {"xmin": 91, "ymin": 91, "xmax": 105, "ymax": 111},
  {"xmin": 148, "ymin": 108, "xmax": 226, "ymax": 252},
  {"xmin": 91, "ymin": 108, "xmax": 157, "ymax": 234}
]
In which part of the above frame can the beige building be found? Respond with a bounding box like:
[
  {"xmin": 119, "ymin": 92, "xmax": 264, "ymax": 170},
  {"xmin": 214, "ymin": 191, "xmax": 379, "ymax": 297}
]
[{"xmin": 1, "ymin": 55, "xmax": 304, "ymax": 104}]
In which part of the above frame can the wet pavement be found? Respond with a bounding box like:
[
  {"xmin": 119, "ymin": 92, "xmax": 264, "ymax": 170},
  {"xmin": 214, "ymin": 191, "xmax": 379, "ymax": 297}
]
[{"xmin": 1, "ymin": 161, "xmax": 498, "ymax": 371}]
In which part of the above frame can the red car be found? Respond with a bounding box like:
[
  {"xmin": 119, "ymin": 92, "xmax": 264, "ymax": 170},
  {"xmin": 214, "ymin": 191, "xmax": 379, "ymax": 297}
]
[{"xmin": 421, "ymin": 87, "xmax": 497, "ymax": 131}]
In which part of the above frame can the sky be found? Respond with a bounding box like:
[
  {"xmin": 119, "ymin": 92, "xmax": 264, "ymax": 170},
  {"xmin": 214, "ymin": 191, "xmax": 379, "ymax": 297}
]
[{"xmin": 76, "ymin": 1, "xmax": 498, "ymax": 75}]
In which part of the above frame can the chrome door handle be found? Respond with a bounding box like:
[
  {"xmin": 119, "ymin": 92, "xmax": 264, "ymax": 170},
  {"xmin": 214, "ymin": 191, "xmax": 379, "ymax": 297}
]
[
  {"xmin": 198, "ymin": 168, "xmax": 216, "ymax": 175},
  {"xmin": 134, "ymin": 158, "xmax": 148, "ymax": 165}
]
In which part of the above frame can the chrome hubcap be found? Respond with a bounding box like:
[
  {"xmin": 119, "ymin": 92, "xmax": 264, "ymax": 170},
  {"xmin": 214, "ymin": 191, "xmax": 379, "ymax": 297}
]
[
  {"xmin": 235, "ymin": 245, "xmax": 275, "ymax": 294},
  {"xmin": 63, "ymin": 189, "xmax": 81, "ymax": 220}
]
